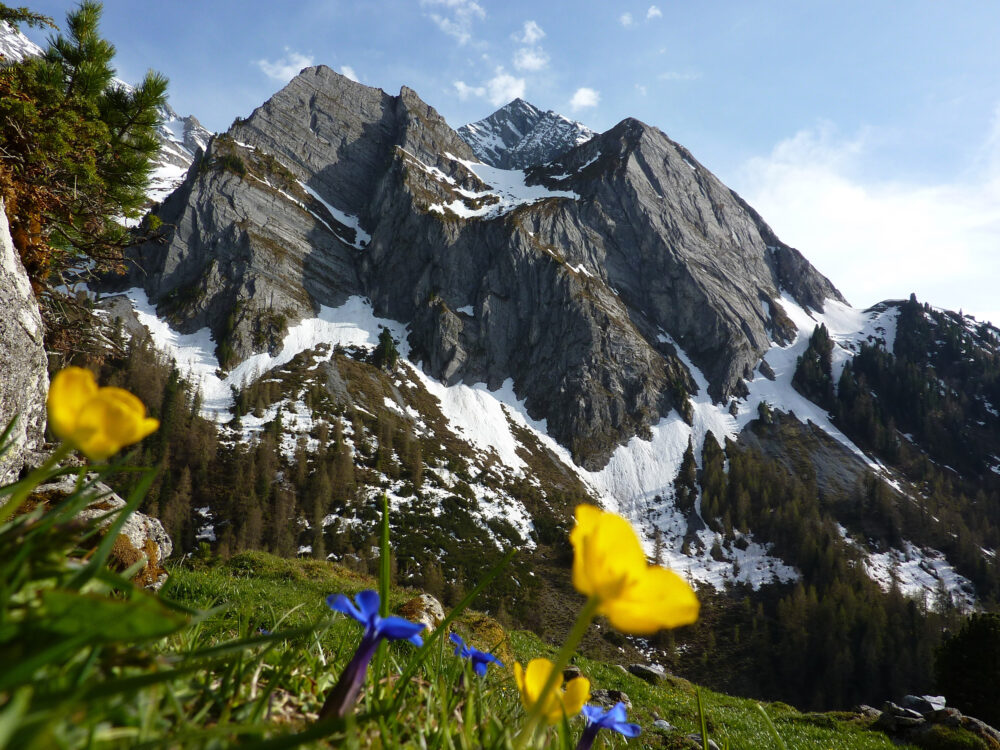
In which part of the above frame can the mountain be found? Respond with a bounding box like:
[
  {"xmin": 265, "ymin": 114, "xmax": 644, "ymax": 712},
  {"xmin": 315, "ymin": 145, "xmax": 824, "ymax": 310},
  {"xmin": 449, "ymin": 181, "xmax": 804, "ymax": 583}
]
[
  {"xmin": 458, "ymin": 98, "xmax": 595, "ymax": 169},
  {"xmin": 148, "ymin": 104, "xmax": 212, "ymax": 204},
  {"xmin": 0, "ymin": 21, "xmax": 212, "ymax": 207},
  {"xmin": 79, "ymin": 66, "xmax": 1000, "ymax": 709},
  {"xmin": 0, "ymin": 20, "xmax": 42, "ymax": 62},
  {"xmin": 110, "ymin": 66, "xmax": 844, "ymax": 470}
]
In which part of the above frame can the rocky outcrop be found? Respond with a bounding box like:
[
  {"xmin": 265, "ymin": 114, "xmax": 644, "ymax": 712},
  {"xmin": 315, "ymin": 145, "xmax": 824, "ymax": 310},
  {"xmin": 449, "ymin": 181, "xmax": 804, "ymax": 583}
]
[
  {"xmin": 458, "ymin": 98, "xmax": 595, "ymax": 169},
  {"xmin": 872, "ymin": 696, "xmax": 1000, "ymax": 749},
  {"xmin": 31, "ymin": 475, "xmax": 173, "ymax": 589},
  {"xmin": 527, "ymin": 118, "xmax": 845, "ymax": 399},
  {"xmin": 396, "ymin": 593, "xmax": 446, "ymax": 630},
  {"xmin": 0, "ymin": 198, "xmax": 48, "ymax": 484},
  {"xmin": 110, "ymin": 69, "xmax": 845, "ymax": 468}
]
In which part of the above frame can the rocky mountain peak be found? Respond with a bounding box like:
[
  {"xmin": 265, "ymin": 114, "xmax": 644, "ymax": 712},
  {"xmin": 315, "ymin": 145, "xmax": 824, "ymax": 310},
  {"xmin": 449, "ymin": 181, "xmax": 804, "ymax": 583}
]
[
  {"xmin": 229, "ymin": 65, "xmax": 476, "ymax": 223},
  {"xmin": 458, "ymin": 98, "xmax": 595, "ymax": 169},
  {"xmin": 113, "ymin": 69, "xmax": 845, "ymax": 469}
]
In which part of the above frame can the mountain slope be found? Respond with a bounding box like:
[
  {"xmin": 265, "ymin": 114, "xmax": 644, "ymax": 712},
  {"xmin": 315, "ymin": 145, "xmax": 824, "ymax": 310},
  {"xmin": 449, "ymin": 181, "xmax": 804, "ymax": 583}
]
[
  {"xmin": 112, "ymin": 66, "xmax": 842, "ymax": 471},
  {"xmin": 458, "ymin": 98, "xmax": 595, "ymax": 169}
]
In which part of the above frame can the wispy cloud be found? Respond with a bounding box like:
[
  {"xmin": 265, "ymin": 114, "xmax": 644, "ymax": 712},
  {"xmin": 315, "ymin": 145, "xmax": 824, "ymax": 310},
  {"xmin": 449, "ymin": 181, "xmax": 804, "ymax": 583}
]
[
  {"xmin": 421, "ymin": 0, "xmax": 485, "ymax": 45},
  {"xmin": 647, "ymin": 5, "xmax": 663, "ymax": 20},
  {"xmin": 739, "ymin": 116, "xmax": 1000, "ymax": 324},
  {"xmin": 486, "ymin": 68, "xmax": 525, "ymax": 106},
  {"xmin": 340, "ymin": 65, "xmax": 359, "ymax": 82},
  {"xmin": 515, "ymin": 20, "xmax": 545, "ymax": 44},
  {"xmin": 570, "ymin": 87, "xmax": 600, "ymax": 111},
  {"xmin": 256, "ymin": 48, "xmax": 314, "ymax": 83},
  {"xmin": 619, "ymin": 12, "xmax": 635, "ymax": 28},
  {"xmin": 635, "ymin": 83, "xmax": 648, "ymax": 96},
  {"xmin": 513, "ymin": 47, "xmax": 548, "ymax": 71},
  {"xmin": 454, "ymin": 80, "xmax": 485, "ymax": 100}
]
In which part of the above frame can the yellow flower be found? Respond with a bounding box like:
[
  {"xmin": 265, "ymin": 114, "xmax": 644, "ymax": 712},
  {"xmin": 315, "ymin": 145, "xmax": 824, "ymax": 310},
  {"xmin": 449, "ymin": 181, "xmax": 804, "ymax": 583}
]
[
  {"xmin": 514, "ymin": 658, "xmax": 590, "ymax": 724},
  {"xmin": 570, "ymin": 504, "xmax": 699, "ymax": 635},
  {"xmin": 47, "ymin": 367, "xmax": 159, "ymax": 461}
]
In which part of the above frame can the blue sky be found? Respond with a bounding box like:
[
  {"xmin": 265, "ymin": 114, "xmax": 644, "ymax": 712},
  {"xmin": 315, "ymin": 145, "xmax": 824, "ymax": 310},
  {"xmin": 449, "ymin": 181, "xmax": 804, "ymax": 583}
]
[{"xmin": 22, "ymin": 1, "xmax": 1000, "ymax": 325}]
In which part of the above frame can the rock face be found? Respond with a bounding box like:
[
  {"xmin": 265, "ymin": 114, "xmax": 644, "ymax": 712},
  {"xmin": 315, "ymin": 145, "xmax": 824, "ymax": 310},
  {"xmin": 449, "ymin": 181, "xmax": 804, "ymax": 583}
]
[
  {"xmin": 112, "ymin": 135, "xmax": 363, "ymax": 364},
  {"xmin": 156, "ymin": 103, "xmax": 211, "ymax": 169},
  {"xmin": 0, "ymin": 198, "xmax": 48, "ymax": 484},
  {"xmin": 458, "ymin": 98, "xmax": 595, "ymax": 169},
  {"xmin": 111, "ymin": 67, "xmax": 844, "ymax": 469}
]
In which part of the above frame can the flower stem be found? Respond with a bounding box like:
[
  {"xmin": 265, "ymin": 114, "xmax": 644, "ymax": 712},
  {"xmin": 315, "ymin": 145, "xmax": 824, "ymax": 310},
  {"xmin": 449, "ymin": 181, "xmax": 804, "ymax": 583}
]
[
  {"xmin": 575, "ymin": 724, "xmax": 599, "ymax": 750},
  {"xmin": 515, "ymin": 595, "xmax": 601, "ymax": 748},
  {"xmin": 318, "ymin": 633, "xmax": 379, "ymax": 721}
]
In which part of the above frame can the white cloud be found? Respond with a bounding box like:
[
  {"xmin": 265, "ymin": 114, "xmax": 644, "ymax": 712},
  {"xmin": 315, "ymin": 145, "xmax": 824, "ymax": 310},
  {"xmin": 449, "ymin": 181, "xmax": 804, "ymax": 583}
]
[
  {"xmin": 486, "ymin": 69, "xmax": 525, "ymax": 106},
  {"xmin": 619, "ymin": 12, "xmax": 635, "ymax": 27},
  {"xmin": 255, "ymin": 48, "xmax": 314, "ymax": 83},
  {"xmin": 340, "ymin": 66, "xmax": 359, "ymax": 82},
  {"xmin": 421, "ymin": 0, "xmax": 485, "ymax": 45},
  {"xmin": 516, "ymin": 20, "xmax": 545, "ymax": 44},
  {"xmin": 570, "ymin": 87, "xmax": 600, "ymax": 111},
  {"xmin": 513, "ymin": 47, "xmax": 549, "ymax": 71},
  {"xmin": 738, "ymin": 117, "xmax": 1000, "ymax": 325},
  {"xmin": 647, "ymin": 5, "xmax": 663, "ymax": 19},
  {"xmin": 635, "ymin": 84, "xmax": 648, "ymax": 96},
  {"xmin": 454, "ymin": 80, "xmax": 485, "ymax": 100}
]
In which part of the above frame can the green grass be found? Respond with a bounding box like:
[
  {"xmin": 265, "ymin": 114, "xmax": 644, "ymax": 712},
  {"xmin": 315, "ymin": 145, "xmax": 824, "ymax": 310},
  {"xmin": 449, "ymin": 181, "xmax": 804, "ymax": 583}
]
[
  {"xmin": 0, "ymin": 442, "xmax": 971, "ymax": 749},
  {"xmin": 160, "ymin": 551, "xmax": 925, "ymax": 750}
]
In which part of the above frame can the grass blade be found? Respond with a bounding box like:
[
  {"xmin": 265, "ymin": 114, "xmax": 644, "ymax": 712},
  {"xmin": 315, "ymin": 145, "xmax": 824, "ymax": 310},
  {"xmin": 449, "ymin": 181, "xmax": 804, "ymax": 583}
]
[
  {"xmin": 697, "ymin": 688, "xmax": 709, "ymax": 750},
  {"xmin": 755, "ymin": 704, "xmax": 789, "ymax": 750},
  {"xmin": 379, "ymin": 492, "xmax": 390, "ymax": 618}
]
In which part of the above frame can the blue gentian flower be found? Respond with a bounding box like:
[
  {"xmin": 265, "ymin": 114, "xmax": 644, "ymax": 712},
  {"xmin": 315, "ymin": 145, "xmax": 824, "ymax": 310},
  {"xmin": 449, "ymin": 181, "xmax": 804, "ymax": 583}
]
[
  {"xmin": 318, "ymin": 589, "xmax": 425, "ymax": 720},
  {"xmin": 576, "ymin": 702, "xmax": 641, "ymax": 750},
  {"xmin": 450, "ymin": 632, "xmax": 503, "ymax": 677}
]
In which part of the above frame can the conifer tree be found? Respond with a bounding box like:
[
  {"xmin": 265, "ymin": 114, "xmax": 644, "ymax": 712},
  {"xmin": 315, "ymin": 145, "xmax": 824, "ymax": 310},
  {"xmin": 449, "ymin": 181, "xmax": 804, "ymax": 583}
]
[
  {"xmin": 371, "ymin": 327, "xmax": 399, "ymax": 371},
  {"xmin": 0, "ymin": 1, "xmax": 167, "ymax": 285},
  {"xmin": 674, "ymin": 437, "xmax": 698, "ymax": 513}
]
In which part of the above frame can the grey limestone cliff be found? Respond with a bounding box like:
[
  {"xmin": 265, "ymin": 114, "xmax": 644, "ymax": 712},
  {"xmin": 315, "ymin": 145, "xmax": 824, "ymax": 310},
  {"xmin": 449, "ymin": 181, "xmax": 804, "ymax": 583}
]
[
  {"xmin": 112, "ymin": 68, "xmax": 844, "ymax": 469},
  {"xmin": 0, "ymin": 198, "xmax": 48, "ymax": 483}
]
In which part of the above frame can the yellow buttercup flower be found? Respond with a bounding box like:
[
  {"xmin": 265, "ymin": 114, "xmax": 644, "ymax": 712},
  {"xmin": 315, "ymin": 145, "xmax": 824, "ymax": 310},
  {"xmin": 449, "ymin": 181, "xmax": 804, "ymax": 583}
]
[
  {"xmin": 47, "ymin": 367, "xmax": 159, "ymax": 461},
  {"xmin": 571, "ymin": 504, "xmax": 699, "ymax": 635},
  {"xmin": 514, "ymin": 658, "xmax": 590, "ymax": 724}
]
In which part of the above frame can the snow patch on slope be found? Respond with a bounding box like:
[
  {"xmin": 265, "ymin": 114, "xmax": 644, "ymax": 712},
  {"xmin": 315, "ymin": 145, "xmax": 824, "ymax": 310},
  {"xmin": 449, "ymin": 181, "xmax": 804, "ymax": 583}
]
[
  {"xmin": 125, "ymin": 290, "xmax": 955, "ymax": 597},
  {"xmin": 0, "ymin": 21, "xmax": 42, "ymax": 62},
  {"xmin": 299, "ymin": 181, "xmax": 370, "ymax": 249},
  {"xmin": 865, "ymin": 541, "xmax": 976, "ymax": 612},
  {"xmin": 428, "ymin": 152, "xmax": 578, "ymax": 219},
  {"xmin": 125, "ymin": 289, "xmax": 402, "ymax": 419},
  {"xmin": 733, "ymin": 295, "xmax": 884, "ymax": 471}
]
